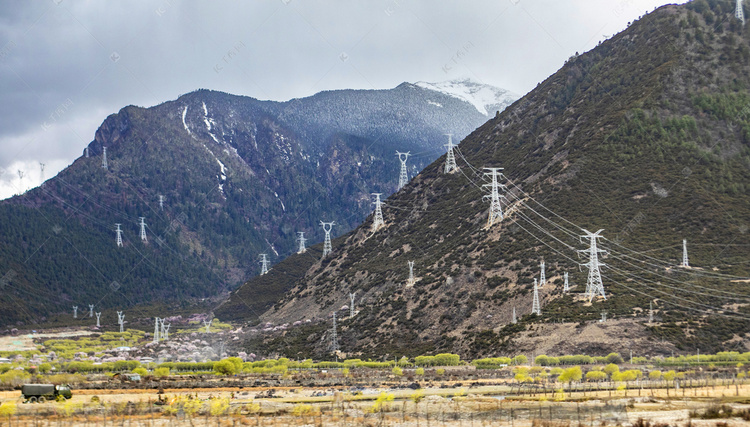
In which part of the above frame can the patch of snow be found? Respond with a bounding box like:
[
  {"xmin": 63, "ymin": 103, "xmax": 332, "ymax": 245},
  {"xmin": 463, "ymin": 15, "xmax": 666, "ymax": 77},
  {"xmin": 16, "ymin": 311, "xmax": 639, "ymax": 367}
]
[
  {"xmin": 264, "ymin": 239, "xmax": 280, "ymax": 257},
  {"xmin": 427, "ymin": 100, "xmax": 443, "ymax": 108},
  {"xmin": 274, "ymin": 192, "xmax": 285, "ymax": 211},
  {"xmin": 414, "ymin": 79, "xmax": 519, "ymax": 116},
  {"xmin": 181, "ymin": 106, "xmax": 191, "ymax": 134},
  {"xmin": 202, "ymin": 102, "xmax": 211, "ymax": 131},
  {"xmin": 217, "ymin": 159, "xmax": 227, "ymax": 181}
]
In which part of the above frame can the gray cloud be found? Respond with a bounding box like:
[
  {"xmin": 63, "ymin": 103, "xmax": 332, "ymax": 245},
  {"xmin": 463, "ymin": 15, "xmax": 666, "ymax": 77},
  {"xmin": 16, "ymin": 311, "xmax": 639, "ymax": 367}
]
[{"xmin": 0, "ymin": 0, "xmax": 683, "ymax": 199}]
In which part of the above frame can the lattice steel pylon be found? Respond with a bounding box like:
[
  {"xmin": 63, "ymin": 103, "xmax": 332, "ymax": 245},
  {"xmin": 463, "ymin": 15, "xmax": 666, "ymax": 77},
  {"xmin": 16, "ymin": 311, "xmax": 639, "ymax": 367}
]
[
  {"xmin": 563, "ymin": 271, "xmax": 570, "ymax": 293},
  {"xmin": 396, "ymin": 151, "xmax": 410, "ymax": 190},
  {"xmin": 371, "ymin": 193, "xmax": 385, "ymax": 232},
  {"xmin": 349, "ymin": 292, "xmax": 356, "ymax": 317},
  {"xmin": 159, "ymin": 195, "xmax": 164, "ymax": 211},
  {"xmin": 102, "ymin": 146, "xmax": 108, "ymax": 170},
  {"xmin": 320, "ymin": 221, "xmax": 335, "ymax": 258},
  {"xmin": 444, "ymin": 134, "xmax": 458, "ymax": 173},
  {"xmin": 649, "ymin": 301, "xmax": 654, "ymax": 324},
  {"xmin": 297, "ymin": 232, "xmax": 307, "ymax": 254},
  {"xmin": 531, "ymin": 278, "xmax": 541, "ymax": 316},
  {"xmin": 482, "ymin": 168, "xmax": 506, "ymax": 228},
  {"xmin": 681, "ymin": 239, "xmax": 689, "ymax": 268},
  {"xmin": 153, "ymin": 317, "xmax": 160, "ymax": 343},
  {"xmin": 88, "ymin": 304, "xmax": 94, "ymax": 317},
  {"xmin": 330, "ymin": 312, "xmax": 339, "ymax": 353},
  {"xmin": 737, "ymin": 0, "xmax": 745, "ymax": 25},
  {"xmin": 260, "ymin": 254, "xmax": 269, "ymax": 275},
  {"xmin": 406, "ymin": 261, "xmax": 415, "ymax": 287},
  {"xmin": 117, "ymin": 311, "xmax": 125, "ymax": 333},
  {"xmin": 115, "ymin": 224, "xmax": 123, "ymax": 247},
  {"xmin": 139, "ymin": 217, "xmax": 148, "ymax": 243},
  {"xmin": 95, "ymin": 312, "xmax": 101, "ymax": 327},
  {"xmin": 73, "ymin": 306, "xmax": 78, "ymax": 318},
  {"xmin": 579, "ymin": 229, "xmax": 607, "ymax": 302},
  {"xmin": 511, "ymin": 306, "xmax": 517, "ymax": 324},
  {"xmin": 539, "ymin": 261, "xmax": 546, "ymax": 287}
]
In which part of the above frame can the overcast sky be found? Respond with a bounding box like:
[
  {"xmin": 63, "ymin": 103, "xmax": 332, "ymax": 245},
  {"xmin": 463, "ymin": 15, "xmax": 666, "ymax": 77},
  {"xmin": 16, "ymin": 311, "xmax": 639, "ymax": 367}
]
[{"xmin": 0, "ymin": 0, "xmax": 685, "ymax": 199}]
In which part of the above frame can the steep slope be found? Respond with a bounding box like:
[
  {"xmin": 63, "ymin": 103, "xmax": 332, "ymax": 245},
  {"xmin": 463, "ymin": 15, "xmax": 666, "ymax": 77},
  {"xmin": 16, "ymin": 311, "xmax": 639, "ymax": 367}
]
[
  {"xmin": 0, "ymin": 82, "xmax": 517, "ymax": 326},
  {"xmin": 247, "ymin": 0, "xmax": 750, "ymax": 360}
]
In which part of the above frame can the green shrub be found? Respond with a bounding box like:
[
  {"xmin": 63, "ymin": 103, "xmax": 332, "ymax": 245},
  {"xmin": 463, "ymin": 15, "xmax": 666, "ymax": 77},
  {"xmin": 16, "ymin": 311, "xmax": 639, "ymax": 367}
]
[{"xmin": 214, "ymin": 360, "xmax": 236, "ymax": 376}]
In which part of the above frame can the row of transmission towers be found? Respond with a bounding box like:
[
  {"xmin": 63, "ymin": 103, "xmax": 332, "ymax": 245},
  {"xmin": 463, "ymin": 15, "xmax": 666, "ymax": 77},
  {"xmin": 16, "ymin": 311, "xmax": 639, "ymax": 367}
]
[
  {"xmin": 113, "ymin": 218, "xmax": 149, "ymax": 247},
  {"xmin": 152, "ymin": 317, "xmax": 171, "ymax": 343},
  {"xmin": 262, "ymin": 135, "xmax": 459, "ymax": 271}
]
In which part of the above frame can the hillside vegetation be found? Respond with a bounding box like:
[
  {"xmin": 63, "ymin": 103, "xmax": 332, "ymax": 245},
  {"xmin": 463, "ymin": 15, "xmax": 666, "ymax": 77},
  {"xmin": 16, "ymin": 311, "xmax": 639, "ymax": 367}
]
[{"xmin": 238, "ymin": 0, "xmax": 750, "ymax": 360}]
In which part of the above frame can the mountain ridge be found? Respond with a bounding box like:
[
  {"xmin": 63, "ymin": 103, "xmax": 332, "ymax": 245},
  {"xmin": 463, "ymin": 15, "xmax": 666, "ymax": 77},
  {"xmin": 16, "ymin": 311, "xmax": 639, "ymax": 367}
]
[
  {"xmin": 230, "ymin": 0, "xmax": 750, "ymax": 360},
  {"xmin": 0, "ymin": 79, "xmax": 517, "ymax": 326}
]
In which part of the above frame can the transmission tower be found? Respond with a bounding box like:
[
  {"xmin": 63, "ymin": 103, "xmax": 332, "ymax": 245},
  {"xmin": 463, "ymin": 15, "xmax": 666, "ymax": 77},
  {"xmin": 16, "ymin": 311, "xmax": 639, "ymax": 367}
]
[
  {"xmin": 681, "ymin": 239, "xmax": 689, "ymax": 268},
  {"xmin": 139, "ymin": 217, "xmax": 148, "ymax": 243},
  {"xmin": 95, "ymin": 312, "xmax": 101, "ymax": 327},
  {"xmin": 297, "ymin": 232, "xmax": 307, "ymax": 254},
  {"xmin": 39, "ymin": 163, "xmax": 45, "ymax": 185},
  {"xmin": 162, "ymin": 322, "xmax": 170, "ymax": 341},
  {"xmin": 531, "ymin": 278, "xmax": 541, "ymax": 316},
  {"xmin": 396, "ymin": 151, "xmax": 410, "ymax": 190},
  {"xmin": 737, "ymin": 0, "xmax": 745, "ymax": 25},
  {"xmin": 330, "ymin": 312, "xmax": 339, "ymax": 353},
  {"xmin": 539, "ymin": 261, "xmax": 546, "ymax": 287},
  {"xmin": 320, "ymin": 221, "xmax": 335, "ymax": 258},
  {"xmin": 88, "ymin": 304, "xmax": 94, "ymax": 317},
  {"xmin": 203, "ymin": 319, "xmax": 212, "ymax": 333},
  {"xmin": 115, "ymin": 224, "xmax": 123, "ymax": 247},
  {"xmin": 444, "ymin": 134, "xmax": 458, "ymax": 173},
  {"xmin": 563, "ymin": 271, "xmax": 570, "ymax": 293},
  {"xmin": 406, "ymin": 261, "xmax": 415, "ymax": 287},
  {"xmin": 579, "ymin": 229, "xmax": 607, "ymax": 302},
  {"xmin": 371, "ymin": 193, "xmax": 385, "ymax": 232},
  {"xmin": 482, "ymin": 168, "xmax": 506, "ymax": 228},
  {"xmin": 260, "ymin": 254, "xmax": 269, "ymax": 275},
  {"xmin": 102, "ymin": 146, "xmax": 108, "ymax": 170},
  {"xmin": 159, "ymin": 195, "xmax": 164, "ymax": 211},
  {"xmin": 600, "ymin": 311, "xmax": 608, "ymax": 323},
  {"xmin": 72, "ymin": 306, "xmax": 78, "ymax": 318},
  {"xmin": 649, "ymin": 301, "xmax": 654, "ymax": 324},
  {"xmin": 85, "ymin": 147, "xmax": 90, "ymax": 158},
  {"xmin": 349, "ymin": 292, "xmax": 356, "ymax": 317},
  {"xmin": 153, "ymin": 317, "xmax": 160, "ymax": 343},
  {"xmin": 17, "ymin": 170, "xmax": 24, "ymax": 194},
  {"xmin": 117, "ymin": 311, "xmax": 125, "ymax": 333},
  {"xmin": 511, "ymin": 306, "xmax": 517, "ymax": 324}
]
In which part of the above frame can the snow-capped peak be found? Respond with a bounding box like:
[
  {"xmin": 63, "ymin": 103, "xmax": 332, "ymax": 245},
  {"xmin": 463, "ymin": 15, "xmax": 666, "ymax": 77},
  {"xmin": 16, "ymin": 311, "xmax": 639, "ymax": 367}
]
[{"xmin": 414, "ymin": 79, "xmax": 519, "ymax": 116}]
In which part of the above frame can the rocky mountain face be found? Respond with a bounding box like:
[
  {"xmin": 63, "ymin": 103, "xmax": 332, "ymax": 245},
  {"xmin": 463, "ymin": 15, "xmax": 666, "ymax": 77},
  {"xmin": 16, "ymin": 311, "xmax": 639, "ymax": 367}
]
[
  {"xmin": 237, "ymin": 0, "xmax": 750, "ymax": 360},
  {"xmin": 0, "ymin": 81, "xmax": 517, "ymax": 326}
]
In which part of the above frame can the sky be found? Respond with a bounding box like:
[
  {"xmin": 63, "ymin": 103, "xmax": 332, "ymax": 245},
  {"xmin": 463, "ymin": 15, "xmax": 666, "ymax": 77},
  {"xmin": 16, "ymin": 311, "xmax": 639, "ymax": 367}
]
[{"xmin": 0, "ymin": 0, "xmax": 686, "ymax": 200}]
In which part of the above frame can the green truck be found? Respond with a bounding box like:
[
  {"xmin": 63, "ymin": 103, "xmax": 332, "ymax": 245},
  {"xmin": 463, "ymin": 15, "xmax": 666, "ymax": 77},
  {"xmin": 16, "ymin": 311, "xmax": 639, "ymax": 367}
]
[{"xmin": 21, "ymin": 384, "xmax": 72, "ymax": 403}]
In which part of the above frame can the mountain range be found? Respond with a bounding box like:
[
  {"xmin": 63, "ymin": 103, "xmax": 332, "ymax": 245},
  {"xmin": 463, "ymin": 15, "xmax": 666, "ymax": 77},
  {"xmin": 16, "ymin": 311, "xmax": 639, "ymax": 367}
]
[
  {"xmin": 0, "ymin": 79, "xmax": 517, "ymax": 326},
  {"xmin": 230, "ymin": 0, "xmax": 750, "ymax": 360}
]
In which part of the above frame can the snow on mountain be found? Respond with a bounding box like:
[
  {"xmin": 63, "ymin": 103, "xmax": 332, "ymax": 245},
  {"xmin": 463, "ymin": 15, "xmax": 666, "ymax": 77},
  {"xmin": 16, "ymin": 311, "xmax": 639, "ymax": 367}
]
[{"xmin": 415, "ymin": 79, "xmax": 519, "ymax": 116}]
